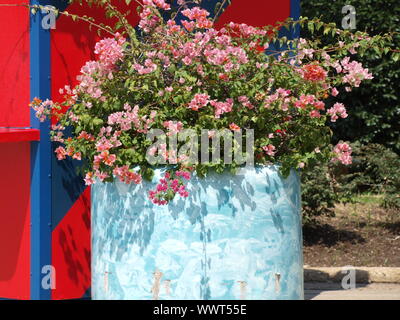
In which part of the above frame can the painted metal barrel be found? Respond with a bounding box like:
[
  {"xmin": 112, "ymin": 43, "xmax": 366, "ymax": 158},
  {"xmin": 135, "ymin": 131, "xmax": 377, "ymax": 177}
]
[{"xmin": 91, "ymin": 166, "xmax": 303, "ymax": 300}]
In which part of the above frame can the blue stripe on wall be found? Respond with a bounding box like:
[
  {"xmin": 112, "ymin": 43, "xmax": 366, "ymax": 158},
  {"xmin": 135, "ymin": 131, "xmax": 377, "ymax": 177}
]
[
  {"xmin": 30, "ymin": 0, "xmax": 53, "ymax": 300},
  {"xmin": 291, "ymin": 0, "xmax": 301, "ymax": 38}
]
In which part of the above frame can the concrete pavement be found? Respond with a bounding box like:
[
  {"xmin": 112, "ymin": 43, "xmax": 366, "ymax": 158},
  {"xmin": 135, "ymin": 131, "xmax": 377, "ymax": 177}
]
[{"xmin": 305, "ymin": 282, "xmax": 400, "ymax": 300}]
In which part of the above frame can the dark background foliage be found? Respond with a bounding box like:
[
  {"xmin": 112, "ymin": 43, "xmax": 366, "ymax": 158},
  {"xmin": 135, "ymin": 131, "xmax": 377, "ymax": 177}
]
[{"xmin": 301, "ymin": 0, "xmax": 400, "ymax": 153}]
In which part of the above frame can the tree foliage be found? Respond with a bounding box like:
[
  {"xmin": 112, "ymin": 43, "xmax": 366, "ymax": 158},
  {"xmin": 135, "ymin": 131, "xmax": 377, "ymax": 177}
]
[{"xmin": 302, "ymin": 0, "xmax": 400, "ymax": 153}]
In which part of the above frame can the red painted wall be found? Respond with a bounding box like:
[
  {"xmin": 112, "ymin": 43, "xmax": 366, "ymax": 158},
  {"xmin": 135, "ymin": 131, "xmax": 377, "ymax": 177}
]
[
  {"xmin": 51, "ymin": 188, "xmax": 91, "ymax": 300},
  {"xmin": 0, "ymin": 142, "xmax": 31, "ymax": 299},
  {"xmin": 215, "ymin": 0, "xmax": 290, "ymax": 28},
  {"xmin": 50, "ymin": 1, "xmax": 140, "ymax": 299},
  {"xmin": 0, "ymin": 0, "xmax": 31, "ymax": 299},
  {"xmin": 0, "ymin": 1, "xmax": 30, "ymax": 127}
]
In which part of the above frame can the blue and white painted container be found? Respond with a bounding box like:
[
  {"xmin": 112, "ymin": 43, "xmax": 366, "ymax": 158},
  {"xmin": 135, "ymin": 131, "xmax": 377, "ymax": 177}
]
[{"xmin": 91, "ymin": 166, "xmax": 303, "ymax": 300}]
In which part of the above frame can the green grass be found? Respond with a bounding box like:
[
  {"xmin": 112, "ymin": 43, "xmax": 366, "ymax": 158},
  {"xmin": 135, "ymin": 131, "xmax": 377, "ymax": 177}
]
[{"xmin": 351, "ymin": 193, "xmax": 384, "ymax": 205}]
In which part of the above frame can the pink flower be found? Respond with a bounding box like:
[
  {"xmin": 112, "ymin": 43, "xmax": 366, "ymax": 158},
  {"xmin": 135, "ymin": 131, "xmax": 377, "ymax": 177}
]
[
  {"xmin": 309, "ymin": 110, "xmax": 321, "ymax": 118},
  {"xmin": 84, "ymin": 172, "xmax": 94, "ymax": 186},
  {"xmin": 163, "ymin": 120, "xmax": 184, "ymax": 136},
  {"xmin": 327, "ymin": 103, "xmax": 348, "ymax": 122},
  {"xmin": 148, "ymin": 146, "xmax": 157, "ymax": 156},
  {"xmin": 181, "ymin": 7, "xmax": 210, "ymax": 20},
  {"xmin": 229, "ymin": 123, "xmax": 241, "ymax": 131},
  {"xmin": 95, "ymin": 137, "xmax": 114, "ymax": 152},
  {"xmin": 238, "ymin": 96, "xmax": 254, "ymax": 109},
  {"xmin": 176, "ymin": 170, "xmax": 191, "ymax": 180},
  {"xmin": 113, "ymin": 165, "xmax": 142, "ymax": 184},
  {"xmin": 101, "ymin": 151, "xmax": 116, "ymax": 166},
  {"xmin": 182, "ymin": 20, "xmax": 195, "ymax": 32},
  {"xmin": 338, "ymin": 57, "xmax": 373, "ymax": 87},
  {"xmin": 188, "ymin": 93, "xmax": 210, "ymax": 111},
  {"xmin": 55, "ymin": 146, "xmax": 67, "ymax": 160},
  {"xmin": 133, "ymin": 59, "xmax": 157, "ymax": 74},
  {"xmin": 332, "ymin": 142, "xmax": 352, "ymax": 165},
  {"xmin": 31, "ymin": 99, "xmax": 54, "ymax": 122},
  {"xmin": 94, "ymin": 34, "xmax": 126, "ymax": 71},
  {"xmin": 210, "ymin": 98, "xmax": 234, "ymax": 118},
  {"xmin": 72, "ymin": 152, "xmax": 82, "ymax": 161},
  {"xmin": 300, "ymin": 63, "xmax": 327, "ymax": 82},
  {"xmin": 95, "ymin": 171, "xmax": 109, "ymax": 182},
  {"xmin": 143, "ymin": 0, "xmax": 171, "ymax": 10},
  {"xmin": 149, "ymin": 171, "xmax": 191, "ymax": 205},
  {"xmin": 262, "ymin": 144, "xmax": 276, "ymax": 157}
]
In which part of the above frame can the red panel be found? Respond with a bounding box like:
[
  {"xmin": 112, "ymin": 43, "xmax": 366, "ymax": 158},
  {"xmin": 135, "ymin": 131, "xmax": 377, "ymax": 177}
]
[
  {"xmin": 0, "ymin": 129, "xmax": 40, "ymax": 143},
  {"xmin": 50, "ymin": 1, "xmax": 139, "ymax": 299},
  {"xmin": 51, "ymin": 2, "xmax": 140, "ymax": 107},
  {"xmin": 0, "ymin": 1, "xmax": 30, "ymax": 127},
  {"xmin": 51, "ymin": 187, "xmax": 91, "ymax": 300},
  {"xmin": 0, "ymin": 142, "xmax": 30, "ymax": 299},
  {"xmin": 215, "ymin": 0, "xmax": 290, "ymax": 28}
]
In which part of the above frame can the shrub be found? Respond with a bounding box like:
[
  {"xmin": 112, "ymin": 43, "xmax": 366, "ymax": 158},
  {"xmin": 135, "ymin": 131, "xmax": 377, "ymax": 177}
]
[
  {"xmin": 301, "ymin": 164, "xmax": 340, "ymax": 224},
  {"xmin": 302, "ymin": 142, "xmax": 400, "ymax": 223},
  {"xmin": 301, "ymin": 0, "xmax": 400, "ymax": 153}
]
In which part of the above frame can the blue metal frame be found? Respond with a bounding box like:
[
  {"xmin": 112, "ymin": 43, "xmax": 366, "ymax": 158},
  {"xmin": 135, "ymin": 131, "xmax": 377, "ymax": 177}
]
[
  {"xmin": 30, "ymin": 0, "xmax": 52, "ymax": 300},
  {"xmin": 291, "ymin": 0, "xmax": 301, "ymax": 38}
]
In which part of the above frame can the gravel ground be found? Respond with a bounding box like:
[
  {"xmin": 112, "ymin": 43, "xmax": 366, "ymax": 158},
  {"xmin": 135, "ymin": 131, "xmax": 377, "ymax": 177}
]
[{"xmin": 303, "ymin": 201, "xmax": 400, "ymax": 267}]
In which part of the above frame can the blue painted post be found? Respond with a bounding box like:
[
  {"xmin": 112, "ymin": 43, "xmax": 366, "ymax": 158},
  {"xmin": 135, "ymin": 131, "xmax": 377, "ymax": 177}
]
[
  {"xmin": 291, "ymin": 0, "xmax": 301, "ymax": 39},
  {"xmin": 30, "ymin": 0, "xmax": 52, "ymax": 300}
]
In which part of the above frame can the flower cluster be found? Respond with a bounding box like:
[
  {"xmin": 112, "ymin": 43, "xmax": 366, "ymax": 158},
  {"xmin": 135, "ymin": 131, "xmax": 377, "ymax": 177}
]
[
  {"xmin": 327, "ymin": 103, "xmax": 348, "ymax": 122},
  {"xmin": 29, "ymin": 2, "xmax": 394, "ymax": 205},
  {"xmin": 332, "ymin": 142, "xmax": 352, "ymax": 165},
  {"xmin": 149, "ymin": 171, "xmax": 191, "ymax": 205},
  {"xmin": 30, "ymin": 98, "xmax": 54, "ymax": 122},
  {"xmin": 300, "ymin": 63, "xmax": 328, "ymax": 82}
]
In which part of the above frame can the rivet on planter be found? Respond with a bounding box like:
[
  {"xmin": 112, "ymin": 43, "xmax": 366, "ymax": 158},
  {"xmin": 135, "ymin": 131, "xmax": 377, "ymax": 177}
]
[
  {"xmin": 163, "ymin": 279, "xmax": 171, "ymax": 296},
  {"xmin": 275, "ymin": 273, "xmax": 281, "ymax": 293},
  {"xmin": 104, "ymin": 271, "xmax": 111, "ymax": 294},
  {"xmin": 151, "ymin": 269, "xmax": 163, "ymax": 300},
  {"xmin": 237, "ymin": 281, "xmax": 247, "ymax": 300}
]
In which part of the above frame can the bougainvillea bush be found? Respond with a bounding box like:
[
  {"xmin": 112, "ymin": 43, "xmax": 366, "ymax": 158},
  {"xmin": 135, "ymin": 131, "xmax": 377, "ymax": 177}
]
[{"xmin": 30, "ymin": 0, "xmax": 398, "ymax": 205}]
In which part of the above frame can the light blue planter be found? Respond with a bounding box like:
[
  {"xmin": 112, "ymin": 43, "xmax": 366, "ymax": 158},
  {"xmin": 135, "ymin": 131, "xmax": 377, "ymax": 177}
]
[{"xmin": 91, "ymin": 166, "xmax": 303, "ymax": 300}]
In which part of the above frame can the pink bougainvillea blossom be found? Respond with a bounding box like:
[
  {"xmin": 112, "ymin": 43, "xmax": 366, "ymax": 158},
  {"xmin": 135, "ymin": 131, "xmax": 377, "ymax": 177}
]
[
  {"xmin": 262, "ymin": 144, "xmax": 276, "ymax": 157},
  {"xmin": 149, "ymin": 171, "xmax": 191, "ymax": 205},
  {"xmin": 163, "ymin": 120, "xmax": 184, "ymax": 136},
  {"xmin": 229, "ymin": 123, "xmax": 241, "ymax": 131},
  {"xmin": 210, "ymin": 98, "xmax": 234, "ymax": 118},
  {"xmin": 327, "ymin": 102, "xmax": 348, "ymax": 122},
  {"xmin": 238, "ymin": 96, "xmax": 254, "ymax": 109},
  {"xmin": 113, "ymin": 165, "xmax": 142, "ymax": 184},
  {"xmin": 188, "ymin": 93, "xmax": 210, "ymax": 111},
  {"xmin": 300, "ymin": 63, "xmax": 328, "ymax": 82},
  {"xmin": 332, "ymin": 142, "xmax": 352, "ymax": 165}
]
